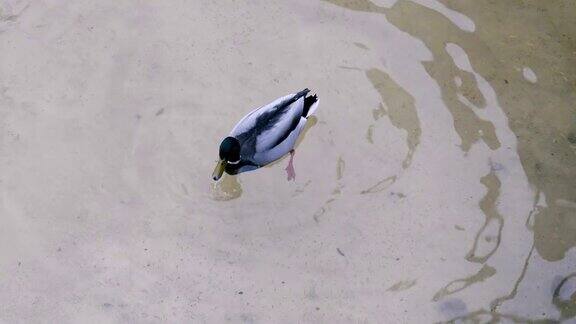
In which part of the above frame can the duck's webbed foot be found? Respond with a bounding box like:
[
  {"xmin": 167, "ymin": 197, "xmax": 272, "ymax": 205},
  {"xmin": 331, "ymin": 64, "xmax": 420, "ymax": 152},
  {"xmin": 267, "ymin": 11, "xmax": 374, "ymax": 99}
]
[{"xmin": 285, "ymin": 150, "xmax": 296, "ymax": 181}]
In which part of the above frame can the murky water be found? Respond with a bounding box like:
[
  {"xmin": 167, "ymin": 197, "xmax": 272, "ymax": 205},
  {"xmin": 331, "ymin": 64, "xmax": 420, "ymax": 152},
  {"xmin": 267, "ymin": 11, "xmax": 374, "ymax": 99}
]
[{"xmin": 1, "ymin": 0, "xmax": 575, "ymax": 322}]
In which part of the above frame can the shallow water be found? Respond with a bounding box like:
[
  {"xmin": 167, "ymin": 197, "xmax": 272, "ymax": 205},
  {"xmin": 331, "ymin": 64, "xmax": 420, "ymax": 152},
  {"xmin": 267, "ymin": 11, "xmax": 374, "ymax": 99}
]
[{"xmin": 1, "ymin": 0, "xmax": 575, "ymax": 322}]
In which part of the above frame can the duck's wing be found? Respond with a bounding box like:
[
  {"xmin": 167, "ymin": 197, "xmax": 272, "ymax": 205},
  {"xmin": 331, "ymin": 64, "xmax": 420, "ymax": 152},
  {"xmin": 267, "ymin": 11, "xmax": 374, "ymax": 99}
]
[
  {"xmin": 230, "ymin": 93, "xmax": 294, "ymax": 137},
  {"xmin": 231, "ymin": 89, "xmax": 310, "ymax": 158}
]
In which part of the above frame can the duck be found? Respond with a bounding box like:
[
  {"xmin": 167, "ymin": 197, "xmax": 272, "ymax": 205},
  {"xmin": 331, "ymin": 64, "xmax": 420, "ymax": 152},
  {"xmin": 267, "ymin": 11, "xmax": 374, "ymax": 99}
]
[{"xmin": 212, "ymin": 88, "xmax": 319, "ymax": 181}]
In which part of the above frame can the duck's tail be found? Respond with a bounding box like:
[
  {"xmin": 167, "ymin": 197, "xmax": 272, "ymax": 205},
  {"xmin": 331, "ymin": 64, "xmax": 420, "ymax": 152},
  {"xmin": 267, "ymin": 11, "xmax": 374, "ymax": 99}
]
[{"xmin": 302, "ymin": 93, "xmax": 319, "ymax": 118}]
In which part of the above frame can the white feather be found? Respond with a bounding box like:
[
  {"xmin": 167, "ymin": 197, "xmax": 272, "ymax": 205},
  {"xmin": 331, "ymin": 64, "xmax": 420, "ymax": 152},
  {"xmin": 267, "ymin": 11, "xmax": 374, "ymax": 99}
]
[
  {"xmin": 255, "ymin": 96, "xmax": 304, "ymax": 152},
  {"xmin": 306, "ymin": 99, "xmax": 320, "ymax": 117},
  {"xmin": 230, "ymin": 94, "xmax": 293, "ymax": 137},
  {"xmin": 253, "ymin": 117, "xmax": 308, "ymax": 165}
]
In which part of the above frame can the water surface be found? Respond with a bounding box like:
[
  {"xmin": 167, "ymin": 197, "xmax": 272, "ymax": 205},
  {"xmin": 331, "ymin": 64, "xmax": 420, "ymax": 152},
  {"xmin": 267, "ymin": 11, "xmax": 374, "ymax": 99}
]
[{"xmin": 1, "ymin": 0, "xmax": 575, "ymax": 322}]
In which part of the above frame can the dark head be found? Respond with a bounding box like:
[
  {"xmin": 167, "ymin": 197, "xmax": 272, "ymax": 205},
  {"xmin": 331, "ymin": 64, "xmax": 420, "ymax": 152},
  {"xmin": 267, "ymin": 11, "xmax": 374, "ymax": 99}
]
[
  {"xmin": 219, "ymin": 137, "xmax": 241, "ymax": 162},
  {"xmin": 212, "ymin": 136, "xmax": 241, "ymax": 181}
]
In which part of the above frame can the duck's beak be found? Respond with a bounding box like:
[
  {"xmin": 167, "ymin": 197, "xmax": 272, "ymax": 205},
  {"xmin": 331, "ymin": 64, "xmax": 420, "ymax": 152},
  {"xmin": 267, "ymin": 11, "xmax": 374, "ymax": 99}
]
[{"xmin": 212, "ymin": 159, "xmax": 227, "ymax": 181}]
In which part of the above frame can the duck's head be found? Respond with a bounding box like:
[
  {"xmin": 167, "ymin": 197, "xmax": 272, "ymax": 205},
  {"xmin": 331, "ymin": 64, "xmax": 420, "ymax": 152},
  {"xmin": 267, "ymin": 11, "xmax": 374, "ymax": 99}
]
[{"xmin": 212, "ymin": 136, "xmax": 241, "ymax": 181}]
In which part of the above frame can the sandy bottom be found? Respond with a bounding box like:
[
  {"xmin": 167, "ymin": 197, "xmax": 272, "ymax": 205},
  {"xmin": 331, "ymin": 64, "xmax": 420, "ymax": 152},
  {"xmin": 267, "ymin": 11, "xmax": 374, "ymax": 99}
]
[{"xmin": 1, "ymin": 0, "xmax": 575, "ymax": 322}]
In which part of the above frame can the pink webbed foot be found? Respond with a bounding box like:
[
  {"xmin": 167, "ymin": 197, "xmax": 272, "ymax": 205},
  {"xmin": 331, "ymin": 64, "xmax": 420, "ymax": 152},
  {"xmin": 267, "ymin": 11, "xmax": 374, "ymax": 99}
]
[{"xmin": 285, "ymin": 150, "xmax": 296, "ymax": 181}]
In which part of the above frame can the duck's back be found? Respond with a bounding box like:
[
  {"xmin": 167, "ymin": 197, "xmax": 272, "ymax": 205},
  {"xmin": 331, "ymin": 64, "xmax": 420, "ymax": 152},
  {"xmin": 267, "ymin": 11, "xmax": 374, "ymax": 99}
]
[
  {"xmin": 233, "ymin": 90, "xmax": 307, "ymax": 148},
  {"xmin": 229, "ymin": 93, "xmax": 296, "ymax": 138}
]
